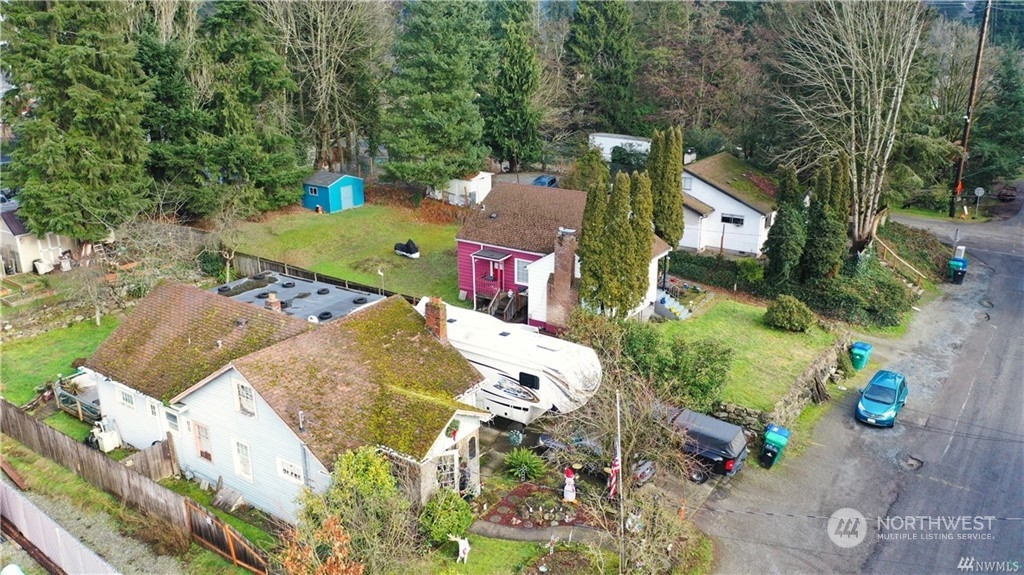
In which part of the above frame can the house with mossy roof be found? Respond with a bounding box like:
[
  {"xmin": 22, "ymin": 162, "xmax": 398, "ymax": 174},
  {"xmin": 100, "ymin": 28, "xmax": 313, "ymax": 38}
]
[
  {"xmin": 681, "ymin": 152, "xmax": 778, "ymax": 255},
  {"xmin": 84, "ymin": 283, "xmax": 489, "ymax": 522}
]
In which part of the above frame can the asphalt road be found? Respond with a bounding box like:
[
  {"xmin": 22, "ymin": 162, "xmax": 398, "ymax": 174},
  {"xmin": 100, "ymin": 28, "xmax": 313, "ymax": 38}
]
[{"xmin": 693, "ymin": 208, "xmax": 1024, "ymax": 574}]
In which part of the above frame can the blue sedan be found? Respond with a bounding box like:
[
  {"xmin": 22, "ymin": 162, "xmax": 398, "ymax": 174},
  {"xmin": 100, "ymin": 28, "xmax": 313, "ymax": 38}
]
[{"xmin": 855, "ymin": 370, "xmax": 909, "ymax": 427}]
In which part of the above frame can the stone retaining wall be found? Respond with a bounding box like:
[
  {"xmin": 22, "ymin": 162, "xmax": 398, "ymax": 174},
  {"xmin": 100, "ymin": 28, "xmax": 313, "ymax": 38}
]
[{"xmin": 711, "ymin": 331, "xmax": 853, "ymax": 433}]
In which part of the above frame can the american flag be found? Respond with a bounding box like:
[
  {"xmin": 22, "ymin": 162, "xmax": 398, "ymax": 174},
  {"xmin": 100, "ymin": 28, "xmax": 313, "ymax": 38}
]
[{"xmin": 608, "ymin": 438, "xmax": 622, "ymax": 498}]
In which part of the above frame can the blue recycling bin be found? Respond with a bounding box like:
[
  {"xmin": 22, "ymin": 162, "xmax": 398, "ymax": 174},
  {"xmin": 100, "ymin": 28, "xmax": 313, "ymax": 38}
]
[{"xmin": 851, "ymin": 342, "xmax": 873, "ymax": 371}]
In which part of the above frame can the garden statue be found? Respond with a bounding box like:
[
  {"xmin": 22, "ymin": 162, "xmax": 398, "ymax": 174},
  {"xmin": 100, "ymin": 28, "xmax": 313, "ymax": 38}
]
[
  {"xmin": 447, "ymin": 534, "xmax": 471, "ymax": 564},
  {"xmin": 562, "ymin": 467, "xmax": 576, "ymax": 504}
]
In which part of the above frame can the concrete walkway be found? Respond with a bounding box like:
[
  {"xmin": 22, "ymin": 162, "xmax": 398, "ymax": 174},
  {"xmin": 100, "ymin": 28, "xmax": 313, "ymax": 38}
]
[{"xmin": 469, "ymin": 517, "xmax": 615, "ymax": 547}]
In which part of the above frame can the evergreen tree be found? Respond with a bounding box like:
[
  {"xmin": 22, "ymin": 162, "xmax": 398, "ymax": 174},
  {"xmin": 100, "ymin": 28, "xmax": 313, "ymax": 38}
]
[
  {"xmin": 968, "ymin": 49, "xmax": 1024, "ymax": 191},
  {"xmin": 383, "ymin": 0, "xmax": 489, "ymax": 189},
  {"xmin": 578, "ymin": 153, "xmax": 611, "ymax": 310},
  {"xmin": 831, "ymin": 155, "xmax": 852, "ymax": 226},
  {"xmin": 563, "ymin": 0, "xmax": 639, "ymax": 133},
  {"xmin": 484, "ymin": 19, "xmax": 542, "ymax": 173},
  {"xmin": 763, "ymin": 164, "xmax": 806, "ymax": 285},
  {"xmin": 194, "ymin": 0, "xmax": 307, "ymax": 216},
  {"xmin": 135, "ymin": 20, "xmax": 210, "ymax": 215},
  {"xmin": 3, "ymin": 0, "xmax": 153, "ymax": 241},
  {"xmin": 649, "ymin": 126, "xmax": 685, "ymax": 248},
  {"xmin": 800, "ymin": 168, "xmax": 846, "ymax": 281},
  {"xmin": 629, "ymin": 171, "xmax": 654, "ymax": 308},
  {"xmin": 602, "ymin": 172, "xmax": 634, "ymax": 317}
]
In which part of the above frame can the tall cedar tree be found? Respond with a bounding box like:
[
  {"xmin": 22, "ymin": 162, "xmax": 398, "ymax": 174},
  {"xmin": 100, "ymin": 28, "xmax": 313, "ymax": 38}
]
[
  {"xmin": 194, "ymin": 0, "xmax": 307, "ymax": 217},
  {"xmin": 629, "ymin": 171, "xmax": 655, "ymax": 308},
  {"xmin": 647, "ymin": 129, "xmax": 667, "ymax": 237},
  {"xmin": 383, "ymin": 0, "xmax": 489, "ymax": 189},
  {"xmin": 577, "ymin": 149, "xmax": 612, "ymax": 312},
  {"xmin": 800, "ymin": 166, "xmax": 847, "ymax": 281},
  {"xmin": 831, "ymin": 154, "xmax": 852, "ymax": 225},
  {"xmin": 966, "ymin": 50, "xmax": 1024, "ymax": 192},
  {"xmin": 3, "ymin": 0, "xmax": 152, "ymax": 241},
  {"xmin": 602, "ymin": 172, "xmax": 634, "ymax": 317},
  {"xmin": 563, "ymin": 0, "xmax": 639, "ymax": 133},
  {"xmin": 484, "ymin": 19, "xmax": 542, "ymax": 173},
  {"xmin": 651, "ymin": 126, "xmax": 684, "ymax": 247},
  {"xmin": 763, "ymin": 164, "xmax": 806, "ymax": 285}
]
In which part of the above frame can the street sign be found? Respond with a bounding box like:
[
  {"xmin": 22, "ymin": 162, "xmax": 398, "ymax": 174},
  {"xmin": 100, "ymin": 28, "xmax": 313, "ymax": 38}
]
[{"xmin": 974, "ymin": 187, "xmax": 985, "ymax": 197}]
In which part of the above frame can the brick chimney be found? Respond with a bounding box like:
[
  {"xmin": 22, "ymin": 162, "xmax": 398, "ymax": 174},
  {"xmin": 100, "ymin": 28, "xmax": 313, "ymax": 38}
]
[
  {"xmin": 547, "ymin": 230, "xmax": 579, "ymax": 331},
  {"xmin": 265, "ymin": 292, "xmax": 282, "ymax": 313},
  {"xmin": 424, "ymin": 296, "xmax": 447, "ymax": 341}
]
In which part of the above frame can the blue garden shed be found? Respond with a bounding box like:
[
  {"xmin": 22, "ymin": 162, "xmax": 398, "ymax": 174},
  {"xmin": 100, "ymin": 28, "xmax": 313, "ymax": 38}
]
[{"xmin": 302, "ymin": 171, "xmax": 364, "ymax": 214}]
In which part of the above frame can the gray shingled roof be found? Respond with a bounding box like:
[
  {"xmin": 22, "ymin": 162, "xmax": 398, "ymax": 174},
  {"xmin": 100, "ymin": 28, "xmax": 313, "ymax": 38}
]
[{"xmin": 303, "ymin": 170, "xmax": 347, "ymax": 187}]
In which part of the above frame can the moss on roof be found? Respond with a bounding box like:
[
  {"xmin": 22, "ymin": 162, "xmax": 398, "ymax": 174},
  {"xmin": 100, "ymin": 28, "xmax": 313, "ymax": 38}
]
[
  {"xmin": 85, "ymin": 282, "xmax": 311, "ymax": 403},
  {"xmin": 230, "ymin": 296, "xmax": 484, "ymax": 463},
  {"xmin": 685, "ymin": 153, "xmax": 777, "ymax": 215}
]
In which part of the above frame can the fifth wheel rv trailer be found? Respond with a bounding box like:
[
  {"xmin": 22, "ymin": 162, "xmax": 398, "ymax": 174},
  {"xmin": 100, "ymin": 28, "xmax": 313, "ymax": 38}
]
[{"xmin": 416, "ymin": 298, "xmax": 602, "ymax": 426}]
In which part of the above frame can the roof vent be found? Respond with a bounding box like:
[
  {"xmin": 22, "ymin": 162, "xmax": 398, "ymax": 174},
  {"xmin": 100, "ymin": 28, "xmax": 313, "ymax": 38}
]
[
  {"xmin": 499, "ymin": 331, "xmax": 511, "ymax": 337},
  {"xmin": 298, "ymin": 410, "xmax": 305, "ymax": 431},
  {"xmin": 307, "ymin": 315, "xmax": 319, "ymax": 324},
  {"xmin": 235, "ymin": 318, "xmax": 247, "ymax": 328},
  {"xmin": 557, "ymin": 226, "xmax": 576, "ymax": 237},
  {"xmin": 216, "ymin": 339, "xmax": 223, "ymax": 349},
  {"xmin": 489, "ymin": 213, "xmax": 497, "ymax": 219}
]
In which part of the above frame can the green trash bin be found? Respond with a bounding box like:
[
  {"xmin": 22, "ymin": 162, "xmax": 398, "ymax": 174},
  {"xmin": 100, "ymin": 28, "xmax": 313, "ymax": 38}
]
[
  {"xmin": 850, "ymin": 341, "xmax": 872, "ymax": 371},
  {"xmin": 760, "ymin": 423, "xmax": 791, "ymax": 469},
  {"xmin": 948, "ymin": 258, "xmax": 966, "ymax": 280}
]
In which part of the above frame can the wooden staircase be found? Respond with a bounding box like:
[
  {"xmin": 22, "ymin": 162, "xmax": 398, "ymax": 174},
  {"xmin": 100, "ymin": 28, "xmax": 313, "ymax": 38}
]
[{"xmin": 875, "ymin": 239, "xmax": 926, "ymax": 297}]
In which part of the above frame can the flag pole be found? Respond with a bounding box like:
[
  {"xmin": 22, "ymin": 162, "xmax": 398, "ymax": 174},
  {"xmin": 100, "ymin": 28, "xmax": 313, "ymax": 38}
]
[{"xmin": 616, "ymin": 389, "xmax": 625, "ymax": 572}]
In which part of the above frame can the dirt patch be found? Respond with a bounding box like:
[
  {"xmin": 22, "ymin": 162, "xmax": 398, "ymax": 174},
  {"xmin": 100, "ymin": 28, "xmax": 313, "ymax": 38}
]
[{"xmin": 523, "ymin": 550, "xmax": 597, "ymax": 574}]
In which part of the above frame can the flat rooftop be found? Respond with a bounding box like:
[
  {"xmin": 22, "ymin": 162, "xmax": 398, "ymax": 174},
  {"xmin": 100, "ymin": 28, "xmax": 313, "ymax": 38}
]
[{"xmin": 212, "ymin": 271, "xmax": 385, "ymax": 322}]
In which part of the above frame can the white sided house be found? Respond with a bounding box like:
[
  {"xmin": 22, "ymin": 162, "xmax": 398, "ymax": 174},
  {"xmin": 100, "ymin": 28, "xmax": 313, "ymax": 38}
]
[
  {"xmin": 680, "ymin": 152, "xmax": 777, "ymax": 256},
  {"xmin": 1, "ymin": 210, "xmax": 76, "ymax": 275},
  {"xmin": 86, "ymin": 284, "xmax": 489, "ymax": 522},
  {"xmin": 588, "ymin": 133, "xmax": 651, "ymax": 162},
  {"xmin": 428, "ymin": 171, "xmax": 493, "ymax": 207}
]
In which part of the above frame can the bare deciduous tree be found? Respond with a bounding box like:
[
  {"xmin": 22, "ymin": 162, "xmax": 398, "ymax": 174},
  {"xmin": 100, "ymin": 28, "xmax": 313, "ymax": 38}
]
[
  {"xmin": 260, "ymin": 0, "xmax": 392, "ymax": 171},
  {"xmin": 771, "ymin": 0, "xmax": 926, "ymax": 246}
]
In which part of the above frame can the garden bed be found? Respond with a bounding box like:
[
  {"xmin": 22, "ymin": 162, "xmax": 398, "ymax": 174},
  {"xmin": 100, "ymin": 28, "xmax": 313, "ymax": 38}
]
[{"xmin": 475, "ymin": 482, "xmax": 605, "ymax": 530}]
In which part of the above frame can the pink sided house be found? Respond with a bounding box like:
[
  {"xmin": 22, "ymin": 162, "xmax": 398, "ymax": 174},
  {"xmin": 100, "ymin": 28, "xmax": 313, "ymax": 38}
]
[
  {"xmin": 455, "ymin": 183, "xmax": 587, "ymax": 327},
  {"xmin": 456, "ymin": 183, "xmax": 671, "ymax": 332}
]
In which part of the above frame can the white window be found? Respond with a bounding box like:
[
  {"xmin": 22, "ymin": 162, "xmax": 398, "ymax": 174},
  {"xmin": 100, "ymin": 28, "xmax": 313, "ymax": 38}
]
[
  {"xmin": 236, "ymin": 383, "xmax": 256, "ymax": 417},
  {"xmin": 195, "ymin": 422, "xmax": 213, "ymax": 461},
  {"xmin": 721, "ymin": 214, "xmax": 745, "ymax": 226},
  {"xmin": 119, "ymin": 388, "xmax": 135, "ymax": 409},
  {"xmin": 166, "ymin": 411, "xmax": 179, "ymax": 432},
  {"xmin": 514, "ymin": 259, "xmax": 530, "ymax": 285},
  {"xmin": 277, "ymin": 458, "xmax": 303, "ymax": 484},
  {"xmin": 308, "ymin": 187, "xmax": 318, "ymax": 196},
  {"xmin": 436, "ymin": 451, "xmax": 458, "ymax": 491},
  {"xmin": 683, "ymin": 175, "xmax": 693, "ymax": 191},
  {"xmin": 149, "ymin": 402, "xmax": 159, "ymax": 417},
  {"xmin": 233, "ymin": 441, "xmax": 253, "ymax": 481}
]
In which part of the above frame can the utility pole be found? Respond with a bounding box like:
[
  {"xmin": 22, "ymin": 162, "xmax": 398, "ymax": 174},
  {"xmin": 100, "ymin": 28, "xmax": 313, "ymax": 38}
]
[{"xmin": 949, "ymin": 0, "xmax": 992, "ymax": 218}]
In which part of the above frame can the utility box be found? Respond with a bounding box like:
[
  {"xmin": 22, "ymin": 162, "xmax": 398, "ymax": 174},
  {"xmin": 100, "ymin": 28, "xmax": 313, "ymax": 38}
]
[{"xmin": 954, "ymin": 245, "xmax": 966, "ymax": 259}]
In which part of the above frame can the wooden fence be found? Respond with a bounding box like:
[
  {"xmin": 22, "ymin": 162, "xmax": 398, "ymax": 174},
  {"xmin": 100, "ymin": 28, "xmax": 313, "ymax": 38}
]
[
  {"xmin": 875, "ymin": 238, "xmax": 928, "ymax": 287},
  {"xmin": 233, "ymin": 252, "xmax": 417, "ymax": 305},
  {"xmin": 0, "ymin": 400, "xmax": 269, "ymax": 574},
  {"xmin": 123, "ymin": 434, "xmax": 181, "ymax": 482}
]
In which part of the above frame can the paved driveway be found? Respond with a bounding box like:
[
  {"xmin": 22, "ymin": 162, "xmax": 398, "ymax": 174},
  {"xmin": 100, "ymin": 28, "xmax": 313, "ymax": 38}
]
[{"xmin": 693, "ymin": 209, "xmax": 1024, "ymax": 574}]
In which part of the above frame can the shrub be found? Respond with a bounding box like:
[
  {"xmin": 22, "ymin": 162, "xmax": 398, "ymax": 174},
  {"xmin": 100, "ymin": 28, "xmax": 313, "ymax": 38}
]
[
  {"xmin": 504, "ymin": 447, "xmax": 547, "ymax": 481},
  {"xmin": 765, "ymin": 295, "xmax": 815, "ymax": 332},
  {"xmin": 835, "ymin": 345, "xmax": 854, "ymax": 378},
  {"xmin": 198, "ymin": 250, "xmax": 224, "ymax": 279},
  {"xmin": 418, "ymin": 489, "xmax": 473, "ymax": 546},
  {"xmin": 735, "ymin": 257, "xmax": 764, "ymax": 284}
]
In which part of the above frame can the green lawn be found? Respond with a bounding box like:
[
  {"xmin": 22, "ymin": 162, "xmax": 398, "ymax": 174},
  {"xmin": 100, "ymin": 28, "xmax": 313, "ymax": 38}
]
[
  {"xmin": 0, "ymin": 316, "xmax": 120, "ymax": 405},
  {"xmin": 659, "ymin": 299, "xmax": 837, "ymax": 412},
  {"xmin": 234, "ymin": 205, "xmax": 462, "ymax": 303}
]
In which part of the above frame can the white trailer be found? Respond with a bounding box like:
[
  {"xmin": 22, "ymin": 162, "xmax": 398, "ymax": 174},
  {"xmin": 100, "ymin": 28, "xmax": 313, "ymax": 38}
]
[{"xmin": 415, "ymin": 299, "xmax": 602, "ymax": 427}]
